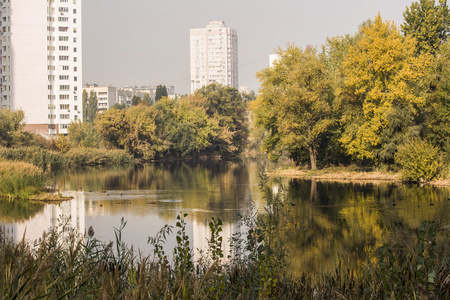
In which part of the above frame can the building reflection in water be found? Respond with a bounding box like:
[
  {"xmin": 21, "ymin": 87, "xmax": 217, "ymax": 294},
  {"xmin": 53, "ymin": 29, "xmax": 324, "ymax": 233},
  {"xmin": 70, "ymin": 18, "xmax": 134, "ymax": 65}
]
[{"xmin": 0, "ymin": 191, "xmax": 85, "ymax": 243}]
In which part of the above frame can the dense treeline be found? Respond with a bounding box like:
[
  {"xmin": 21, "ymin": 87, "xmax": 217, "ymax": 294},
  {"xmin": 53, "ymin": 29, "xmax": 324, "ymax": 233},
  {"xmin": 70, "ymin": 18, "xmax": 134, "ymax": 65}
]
[
  {"xmin": 75, "ymin": 83, "xmax": 248, "ymax": 161},
  {"xmin": 252, "ymin": 1, "xmax": 450, "ymax": 181}
]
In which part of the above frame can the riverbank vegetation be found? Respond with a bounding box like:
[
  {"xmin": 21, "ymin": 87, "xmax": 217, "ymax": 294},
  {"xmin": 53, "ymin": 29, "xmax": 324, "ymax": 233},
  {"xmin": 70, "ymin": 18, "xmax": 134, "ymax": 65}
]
[
  {"xmin": 0, "ymin": 161, "xmax": 45, "ymax": 200},
  {"xmin": 0, "ymin": 176, "xmax": 448, "ymax": 299},
  {"xmin": 253, "ymin": 1, "xmax": 450, "ymax": 183}
]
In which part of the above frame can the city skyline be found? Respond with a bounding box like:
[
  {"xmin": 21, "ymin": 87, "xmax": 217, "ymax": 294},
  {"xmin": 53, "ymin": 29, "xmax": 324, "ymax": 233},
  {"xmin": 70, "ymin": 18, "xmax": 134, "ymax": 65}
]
[{"xmin": 83, "ymin": 0, "xmax": 415, "ymax": 94}]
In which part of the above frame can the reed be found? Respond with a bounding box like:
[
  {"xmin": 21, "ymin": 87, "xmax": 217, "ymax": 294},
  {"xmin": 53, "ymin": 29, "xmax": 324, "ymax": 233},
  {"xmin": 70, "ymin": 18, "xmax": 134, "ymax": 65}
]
[{"xmin": 0, "ymin": 161, "xmax": 45, "ymax": 200}]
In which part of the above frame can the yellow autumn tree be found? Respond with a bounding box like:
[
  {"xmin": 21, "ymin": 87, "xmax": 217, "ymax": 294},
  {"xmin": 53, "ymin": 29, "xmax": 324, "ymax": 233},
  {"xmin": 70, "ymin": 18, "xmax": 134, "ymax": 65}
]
[
  {"xmin": 339, "ymin": 14, "xmax": 431, "ymax": 162},
  {"xmin": 253, "ymin": 45, "xmax": 334, "ymax": 169}
]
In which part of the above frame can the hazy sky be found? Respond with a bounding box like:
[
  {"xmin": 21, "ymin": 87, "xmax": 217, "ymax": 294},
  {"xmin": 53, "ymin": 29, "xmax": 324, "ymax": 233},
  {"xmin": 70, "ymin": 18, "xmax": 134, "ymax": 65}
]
[{"xmin": 82, "ymin": 0, "xmax": 415, "ymax": 94}]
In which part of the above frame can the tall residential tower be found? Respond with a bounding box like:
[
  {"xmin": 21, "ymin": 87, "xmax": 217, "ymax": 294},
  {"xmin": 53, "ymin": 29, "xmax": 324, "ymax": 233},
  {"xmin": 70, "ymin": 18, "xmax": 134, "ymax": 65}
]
[
  {"xmin": 0, "ymin": 0, "xmax": 82, "ymax": 134},
  {"xmin": 190, "ymin": 21, "xmax": 238, "ymax": 93}
]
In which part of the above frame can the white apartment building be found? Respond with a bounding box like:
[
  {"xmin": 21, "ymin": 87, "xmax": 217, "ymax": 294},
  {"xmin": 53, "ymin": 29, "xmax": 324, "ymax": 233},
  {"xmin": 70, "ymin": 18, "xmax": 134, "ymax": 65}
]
[
  {"xmin": 190, "ymin": 21, "xmax": 238, "ymax": 93},
  {"xmin": 0, "ymin": 0, "xmax": 82, "ymax": 135},
  {"xmin": 83, "ymin": 85, "xmax": 117, "ymax": 113}
]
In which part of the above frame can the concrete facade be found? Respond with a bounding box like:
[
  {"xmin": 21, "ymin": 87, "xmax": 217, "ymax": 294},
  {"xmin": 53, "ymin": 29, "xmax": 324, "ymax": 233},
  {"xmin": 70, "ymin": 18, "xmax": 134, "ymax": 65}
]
[
  {"xmin": 190, "ymin": 21, "xmax": 238, "ymax": 93},
  {"xmin": 0, "ymin": 0, "xmax": 82, "ymax": 135}
]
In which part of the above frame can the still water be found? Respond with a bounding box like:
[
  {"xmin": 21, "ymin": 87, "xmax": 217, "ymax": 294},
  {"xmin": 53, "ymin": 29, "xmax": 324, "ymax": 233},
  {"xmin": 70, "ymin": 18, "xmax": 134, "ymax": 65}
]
[{"xmin": 1, "ymin": 159, "xmax": 449, "ymax": 274}]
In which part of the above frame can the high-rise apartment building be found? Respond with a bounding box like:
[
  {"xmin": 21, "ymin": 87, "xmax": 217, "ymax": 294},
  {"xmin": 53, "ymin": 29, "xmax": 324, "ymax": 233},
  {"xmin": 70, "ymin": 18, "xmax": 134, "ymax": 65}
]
[
  {"xmin": 190, "ymin": 21, "xmax": 238, "ymax": 93},
  {"xmin": 0, "ymin": 0, "xmax": 82, "ymax": 135}
]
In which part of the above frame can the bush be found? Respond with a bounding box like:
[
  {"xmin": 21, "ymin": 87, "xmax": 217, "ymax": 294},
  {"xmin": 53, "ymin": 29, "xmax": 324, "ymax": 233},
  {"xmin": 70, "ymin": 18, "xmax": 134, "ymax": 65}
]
[
  {"xmin": 0, "ymin": 161, "xmax": 45, "ymax": 199},
  {"xmin": 395, "ymin": 138, "xmax": 441, "ymax": 182}
]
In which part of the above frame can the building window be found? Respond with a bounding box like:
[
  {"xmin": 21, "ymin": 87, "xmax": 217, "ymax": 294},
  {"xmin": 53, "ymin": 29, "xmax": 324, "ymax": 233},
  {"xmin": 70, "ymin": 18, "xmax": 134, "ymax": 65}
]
[
  {"xmin": 59, "ymin": 46, "xmax": 69, "ymax": 51},
  {"xmin": 60, "ymin": 124, "xmax": 68, "ymax": 129},
  {"xmin": 59, "ymin": 75, "xmax": 69, "ymax": 80},
  {"xmin": 48, "ymin": 114, "xmax": 56, "ymax": 119},
  {"xmin": 60, "ymin": 114, "xmax": 70, "ymax": 119},
  {"xmin": 59, "ymin": 36, "xmax": 69, "ymax": 41},
  {"xmin": 58, "ymin": 7, "xmax": 68, "ymax": 13},
  {"xmin": 60, "ymin": 95, "xmax": 70, "ymax": 100},
  {"xmin": 74, "ymin": 105, "xmax": 78, "ymax": 110},
  {"xmin": 59, "ymin": 56, "xmax": 69, "ymax": 61},
  {"xmin": 62, "ymin": 66, "xmax": 69, "ymax": 70},
  {"xmin": 60, "ymin": 104, "xmax": 69, "ymax": 110},
  {"xmin": 74, "ymin": 76, "xmax": 77, "ymax": 81},
  {"xmin": 60, "ymin": 85, "xmax": 70, "ymax": 91}
]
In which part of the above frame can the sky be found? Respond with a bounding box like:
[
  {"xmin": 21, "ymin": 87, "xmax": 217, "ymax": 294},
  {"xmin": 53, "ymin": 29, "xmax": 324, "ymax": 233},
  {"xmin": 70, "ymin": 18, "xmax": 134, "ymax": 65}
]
[{"xmin": 82, "ymin": 0, "xmax": 415, "ymax": 95}]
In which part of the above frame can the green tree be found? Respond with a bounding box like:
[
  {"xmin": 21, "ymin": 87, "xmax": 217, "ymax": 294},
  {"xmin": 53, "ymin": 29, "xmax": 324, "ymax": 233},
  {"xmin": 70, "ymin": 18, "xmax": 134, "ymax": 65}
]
[
  {"xmin": 68, "ymin": 121, "xmax": 104, "ymax": 148},
  {"xmin": 143, "ymin": 93, "xmax": 152, "ymax": 106},
  {"xmin": 131, "ymin": 96, "xmax": 141, "ymax": 106},
  {"xmin": 253, "ymin": 45, "xmax": 334, "ymax": 169},
  {"xmin": 402, "ymin": 0, "xmax": 450, "ymax": 55},
  {"xmin": 0, "ymin": 109, "xmax": 32, "ymax": 147},
  {"xmin": 95, "ymin": 105, "xmax": 164, "ymax": 161},
  {"xmin": 112, "ymin": 102, "xmax": 127, "ymax": 110},
  {"xmin": 196, "ymin": 83, "xmax": 248, "ymax": 158},
  {"xmin": 82, "ymin": 90, "xmax": 98, "ymax": 123},
  {"xmin": 155, "ymin": 85, "xmax": 168, "ymax": 102},
  {"xmin": 423, "ymin": 41, "xmax": 450, "ymax": 152},
  {"xmin": 82, "ymin": 89, "xmax": 89, "ymax": 122},
  {"xmin": 339, "ymin": 14, "xmax": 431, "ymax": 163}
]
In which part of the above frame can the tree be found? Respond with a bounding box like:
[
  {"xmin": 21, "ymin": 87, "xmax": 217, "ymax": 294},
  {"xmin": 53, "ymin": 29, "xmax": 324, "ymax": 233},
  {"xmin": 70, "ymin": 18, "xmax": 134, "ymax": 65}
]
[
  {"xmin": 95, "ymin": 105, "xmax": 164, "ymax": 161},
  {"xmin": 196, "ymin": 83, "xmax": 248, "ymax": 158},
  {"xmin": 155, "ymin": 85, "xmax": 168, "ymax": 102},
  {"xmin": 253, "ymin": 45, "xmax": 334, "ymax": 169},
  {"xmin": 0, "ymin": 109, "xmax": 32, "ymax": 147},
  {"xmin": 402, "ymin": 0, "xmax": 450, "ymax": 55},
  {"xmin": 82, "ymin": 89, "xmax": 89, "ymax": 122},
  {"xmin": 82, "ymin": 90, "xmax": 98, "ymax": 123},
  {"xmin": 143, "ymin": 93, "xmax": 152, "ymax": 106},
  {"xmin": 340, "ymin": 14, "xmax": 431, "ymax": 163},
  {"xmin": 131, "ymin": 96, "xmax": 141, "ymax": 106},
  {"xmin": 422, "ymin": 41, "xmax": 450, "ymax": 151}
]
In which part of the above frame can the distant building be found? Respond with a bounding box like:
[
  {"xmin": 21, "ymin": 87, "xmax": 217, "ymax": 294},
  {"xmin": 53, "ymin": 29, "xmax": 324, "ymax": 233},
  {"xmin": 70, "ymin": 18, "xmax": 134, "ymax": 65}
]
[
  {"xmin": 190, "ymin": 21, "xmax": 238, "ymax": 93},
  {"xmin": 0, "ymin": 0, "xmax": 83, "ymax": 135},
  {"xmin": 83, "ymin": 85, "xmax": 117, "ymax": 113}
]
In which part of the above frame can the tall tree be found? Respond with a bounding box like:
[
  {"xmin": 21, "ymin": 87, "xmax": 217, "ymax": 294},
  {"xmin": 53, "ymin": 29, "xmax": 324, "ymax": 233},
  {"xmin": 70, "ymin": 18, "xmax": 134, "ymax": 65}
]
[
  {"xmin": 253, "ymin": 45, "xmax": 334, "ymax": 169},
  {"xmin": 131, "ymin": 96, "xmax": 141, "ymax": 106},
  {"xmin": 340, "ymin": 14, "xmax": 431, "ymax": 163},
  {"xmin": 402, "ymin": 0, "xmax": 450, "ymax": 55},
  {"xmin": 155, "ymin": 85, "xmax": 168, "ymax": 102},
  {"xmin": 82, "ymin": 89, "xmax": 89, "ymax": 122},
  {"xmin": 143, "ymin": 93, "xmax": 152, "ymax": 106},
  {"xmin": 423, "ymin": 41, "xmax": 450, "ymax": 150},
  {"xmin": 87, "ymin": 91, "xmax": 98, "ymax": 123},
  {"xmin": 196, "ymin": 83, "xmax": 248, "ymax": 158}
]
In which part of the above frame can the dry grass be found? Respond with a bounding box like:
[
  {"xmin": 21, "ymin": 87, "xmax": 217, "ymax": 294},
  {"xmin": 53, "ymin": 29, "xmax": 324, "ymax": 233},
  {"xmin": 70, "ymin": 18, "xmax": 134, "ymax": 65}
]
[{"xmin": 266, "ymin": 166, "xmax": 401, "ymax": 183}]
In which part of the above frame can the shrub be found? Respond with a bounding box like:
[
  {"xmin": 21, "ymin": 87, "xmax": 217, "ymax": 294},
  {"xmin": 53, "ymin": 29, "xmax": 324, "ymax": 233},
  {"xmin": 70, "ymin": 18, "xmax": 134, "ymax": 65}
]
[
  {"xmin": 395, "ymin": 138, "xmax": 441, "ymax": 182},
  {"xmin": 0, "ymin": 161, "xmax": 45, "ymax": 199}
]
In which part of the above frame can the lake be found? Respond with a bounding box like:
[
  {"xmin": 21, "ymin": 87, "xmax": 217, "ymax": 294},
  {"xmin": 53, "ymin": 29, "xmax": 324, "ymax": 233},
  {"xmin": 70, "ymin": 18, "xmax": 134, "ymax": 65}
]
[{"xmin": 1, "ymin": 159, "xmax": 449, "ymax": 275}]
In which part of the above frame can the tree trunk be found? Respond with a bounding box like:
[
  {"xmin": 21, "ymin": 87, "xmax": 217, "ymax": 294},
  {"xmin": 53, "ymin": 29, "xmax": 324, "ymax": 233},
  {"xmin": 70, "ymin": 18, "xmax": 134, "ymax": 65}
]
[{"xmin": 309, "ymin": 144, "xmax": 317, "ymax": 170}]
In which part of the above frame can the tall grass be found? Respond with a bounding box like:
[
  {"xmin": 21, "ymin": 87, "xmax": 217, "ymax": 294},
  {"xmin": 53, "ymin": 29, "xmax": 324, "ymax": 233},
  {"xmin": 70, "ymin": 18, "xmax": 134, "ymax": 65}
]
[
  {"xmin": 0, "ymin": 176, "xmax": 449, "ymax": 298},
  {"xmin": 0, "ymin": 146, "xmax": 134, "ymax": 171},
  {"xmin": 0, "ymin": 161, "xmax": 45, "ymax": 200}
]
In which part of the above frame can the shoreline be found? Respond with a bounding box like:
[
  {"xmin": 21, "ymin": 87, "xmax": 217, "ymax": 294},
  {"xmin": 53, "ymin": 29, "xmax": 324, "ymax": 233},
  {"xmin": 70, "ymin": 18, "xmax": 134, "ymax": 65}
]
[{"xmin": 265, "ymin": 167, "xmax": 450, "ymax": 186}]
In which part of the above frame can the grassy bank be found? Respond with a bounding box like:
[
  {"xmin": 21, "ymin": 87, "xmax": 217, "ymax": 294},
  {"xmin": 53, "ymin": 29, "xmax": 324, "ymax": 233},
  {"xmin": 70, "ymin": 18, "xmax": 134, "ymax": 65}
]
[{"xmin": 0, "ymin": 146, "xmax": 134, "ymax": 171}]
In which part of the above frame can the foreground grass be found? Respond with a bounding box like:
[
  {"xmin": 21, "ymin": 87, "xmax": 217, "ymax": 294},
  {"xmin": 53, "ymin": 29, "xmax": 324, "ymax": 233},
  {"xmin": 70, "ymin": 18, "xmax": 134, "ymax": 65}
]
[{"xmin": 0, "ymin": 176, "xmax": 449, "ymax": 299}]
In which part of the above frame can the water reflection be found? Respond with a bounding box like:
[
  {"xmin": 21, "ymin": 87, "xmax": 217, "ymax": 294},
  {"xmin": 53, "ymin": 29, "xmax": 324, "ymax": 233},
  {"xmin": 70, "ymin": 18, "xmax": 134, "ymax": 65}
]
[{"xmin": 1, "ymin": 160, "xmax": 449, "ymax": 275}]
